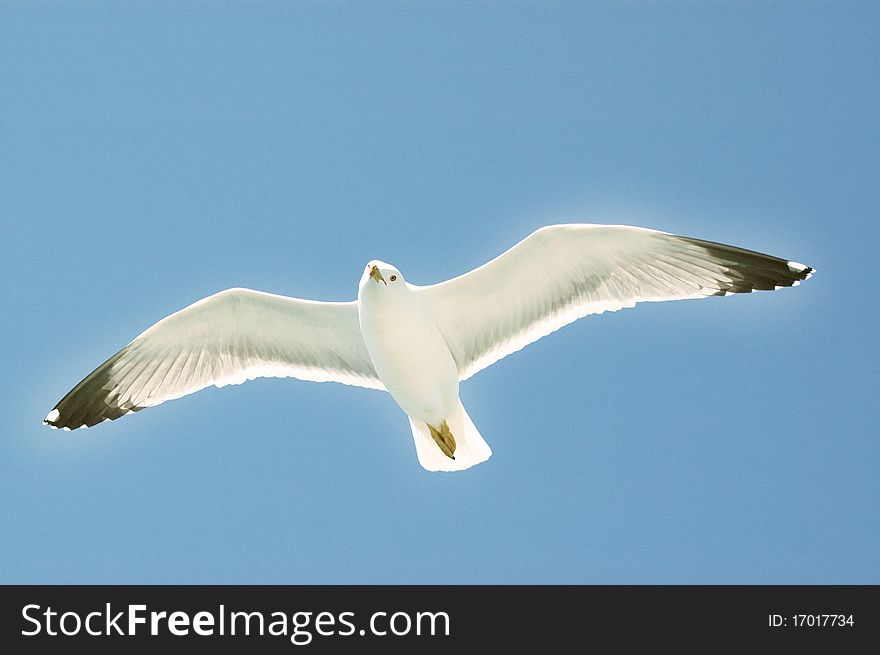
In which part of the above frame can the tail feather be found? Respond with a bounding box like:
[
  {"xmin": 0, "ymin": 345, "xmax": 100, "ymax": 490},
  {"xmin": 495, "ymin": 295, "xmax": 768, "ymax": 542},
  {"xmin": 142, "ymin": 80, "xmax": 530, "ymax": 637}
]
[{"xmin": 408, "ymin": 401, "xmax": 492, "ymax": 472}]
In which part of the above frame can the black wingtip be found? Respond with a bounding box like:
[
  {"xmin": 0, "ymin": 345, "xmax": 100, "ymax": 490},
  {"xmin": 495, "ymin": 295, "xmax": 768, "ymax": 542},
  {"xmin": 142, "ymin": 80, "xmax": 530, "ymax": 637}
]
[{"xmin": 677, "ymin": 235, "xmax": 816, "ymax": 295}]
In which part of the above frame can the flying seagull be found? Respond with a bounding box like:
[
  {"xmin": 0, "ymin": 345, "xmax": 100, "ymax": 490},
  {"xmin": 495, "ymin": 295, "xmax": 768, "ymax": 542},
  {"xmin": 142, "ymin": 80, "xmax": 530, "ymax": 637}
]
[{"xmin": 44, "ymin": 224, "xmax": 813, "ymax": 471}]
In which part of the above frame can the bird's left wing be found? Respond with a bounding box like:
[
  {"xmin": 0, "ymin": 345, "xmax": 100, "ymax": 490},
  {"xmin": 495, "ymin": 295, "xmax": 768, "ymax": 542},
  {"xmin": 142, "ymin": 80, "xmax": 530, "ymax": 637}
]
[
  {"xmin": 44, "ymin": 287, "xmax": 382, "ymax": 430},
  {"xmin": 416, "ymin": 224, "xmax": 813, "ymax": 381}
]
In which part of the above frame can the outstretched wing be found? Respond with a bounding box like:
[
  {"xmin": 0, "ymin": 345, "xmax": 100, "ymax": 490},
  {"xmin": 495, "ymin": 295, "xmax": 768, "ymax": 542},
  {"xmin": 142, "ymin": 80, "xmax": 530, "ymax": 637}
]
[
  {"xmin": 44, "ymin": 288, "xmax": 382, "ymax": 430},
  {"xmin": 417, "ymin": 224, "xmax": 813, "ymax": 381}
]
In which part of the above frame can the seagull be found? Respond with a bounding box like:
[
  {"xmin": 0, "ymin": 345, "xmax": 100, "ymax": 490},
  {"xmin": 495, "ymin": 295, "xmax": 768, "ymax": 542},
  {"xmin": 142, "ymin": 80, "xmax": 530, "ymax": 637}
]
[{"xmin": 44, "ymin": 224, "xmax": 813, "ymax": 471}]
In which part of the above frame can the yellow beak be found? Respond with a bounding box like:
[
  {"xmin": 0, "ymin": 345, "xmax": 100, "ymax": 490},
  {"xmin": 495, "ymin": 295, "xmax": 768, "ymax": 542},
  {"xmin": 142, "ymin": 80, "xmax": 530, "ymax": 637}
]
[{"xmin": 369, "ymin": 265, "xmax": 386, "ymax": 285}]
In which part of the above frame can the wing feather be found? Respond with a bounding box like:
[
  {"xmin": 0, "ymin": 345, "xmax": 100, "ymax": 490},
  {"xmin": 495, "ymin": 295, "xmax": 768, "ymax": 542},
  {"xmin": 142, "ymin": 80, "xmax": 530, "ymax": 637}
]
[
  {"xmin": 45, "ymin": 287, "xmax": 381, "ymax": 430},
  {"xmin": 417, "ymin": 224, "xmax": 813, "ymax": 380}
]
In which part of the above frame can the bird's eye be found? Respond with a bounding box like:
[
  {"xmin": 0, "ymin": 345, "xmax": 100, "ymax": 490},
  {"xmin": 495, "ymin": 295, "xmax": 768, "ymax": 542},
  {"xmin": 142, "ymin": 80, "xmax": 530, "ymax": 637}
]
[{"xmin": 390, "ymin": 275, "xmax": 397, "ymax": 281}]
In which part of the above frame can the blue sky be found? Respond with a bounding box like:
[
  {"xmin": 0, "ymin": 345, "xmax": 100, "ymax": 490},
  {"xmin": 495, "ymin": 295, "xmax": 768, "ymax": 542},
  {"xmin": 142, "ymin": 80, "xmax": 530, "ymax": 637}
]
[{"xmin": 2, "ymin": 1, "xmax": 877, "ymax": 583}]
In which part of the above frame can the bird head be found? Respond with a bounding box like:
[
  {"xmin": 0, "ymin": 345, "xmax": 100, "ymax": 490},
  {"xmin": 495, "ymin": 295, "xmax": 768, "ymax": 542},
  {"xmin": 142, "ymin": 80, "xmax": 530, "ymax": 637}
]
[{"xmin": 359, "ymin": 261, "xmax": 405, "ymax": 297}]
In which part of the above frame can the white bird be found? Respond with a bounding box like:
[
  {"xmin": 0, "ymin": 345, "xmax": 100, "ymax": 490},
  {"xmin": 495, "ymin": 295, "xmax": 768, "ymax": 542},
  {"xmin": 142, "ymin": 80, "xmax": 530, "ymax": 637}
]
[{"xmin": 44, "ymin": 224, "xmax": 813, "ymax": 471}]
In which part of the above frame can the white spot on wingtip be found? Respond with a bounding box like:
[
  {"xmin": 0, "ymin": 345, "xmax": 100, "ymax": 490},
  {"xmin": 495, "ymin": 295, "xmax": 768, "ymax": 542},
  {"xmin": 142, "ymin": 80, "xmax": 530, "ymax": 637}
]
[
  {"xmin": 45, "ymin": 408, "xmax": 60, "ymax": 423},
  {"xmin": 787, "ymin": 261, "xmax": 814, "ymax": 281}
]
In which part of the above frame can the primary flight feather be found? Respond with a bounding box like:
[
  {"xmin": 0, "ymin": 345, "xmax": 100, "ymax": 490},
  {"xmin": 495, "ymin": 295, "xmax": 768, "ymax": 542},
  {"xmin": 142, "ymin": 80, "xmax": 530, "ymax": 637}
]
[{"xmin": 44, "ymin": 224, "xmax": 813, "ymax": 471}]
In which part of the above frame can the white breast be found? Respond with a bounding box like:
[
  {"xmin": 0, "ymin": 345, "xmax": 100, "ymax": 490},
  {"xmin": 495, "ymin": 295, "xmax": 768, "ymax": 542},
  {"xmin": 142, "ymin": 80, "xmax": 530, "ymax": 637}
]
[{"xmin": 358, "ymin": 283, "xmax": 459, "ymax": 425}]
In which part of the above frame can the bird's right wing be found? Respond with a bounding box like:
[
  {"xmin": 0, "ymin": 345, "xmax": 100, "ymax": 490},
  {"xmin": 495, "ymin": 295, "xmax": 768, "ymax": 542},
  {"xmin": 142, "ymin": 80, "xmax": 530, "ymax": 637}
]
[
  {"xmin": 44, "ymin": 287, "xmax": 382, "ymax": 430},
  {"xmin": 417, "ymin": 224, "xmax": 813, "ymax": 381}
]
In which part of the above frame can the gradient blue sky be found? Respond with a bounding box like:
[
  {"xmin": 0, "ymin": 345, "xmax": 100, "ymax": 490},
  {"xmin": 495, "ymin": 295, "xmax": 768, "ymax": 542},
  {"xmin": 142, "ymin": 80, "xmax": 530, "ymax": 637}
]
[{"xmin": 2, "ymin": 1, "xmax": 877, "ymax": 583}]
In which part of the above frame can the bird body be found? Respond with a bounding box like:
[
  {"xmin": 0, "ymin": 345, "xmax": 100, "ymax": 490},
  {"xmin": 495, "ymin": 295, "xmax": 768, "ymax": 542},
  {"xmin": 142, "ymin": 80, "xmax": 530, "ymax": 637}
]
[
  {"xmin": 358, "ymin": 261, "xmax": 459, "ymax": 427},
  {"xmin": 357, "ymin": 261, "xmax": 492, "ymax": 470},
  {"xmin": 44, "ymin": 224, "xmax": 813, "ymax": 472}
]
